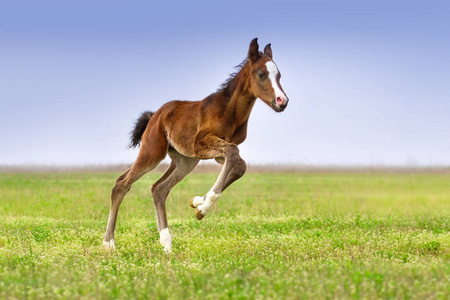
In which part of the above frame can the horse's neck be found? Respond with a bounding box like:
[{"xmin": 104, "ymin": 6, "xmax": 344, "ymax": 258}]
[{"xmin": 225, "ymin": 68, "xmax": 257, "ymax": 127}]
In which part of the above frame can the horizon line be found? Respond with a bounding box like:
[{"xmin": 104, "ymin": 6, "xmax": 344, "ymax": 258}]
[{"xmin": 1, "ymin": 163, "xmax": 449, "ymax": 174}]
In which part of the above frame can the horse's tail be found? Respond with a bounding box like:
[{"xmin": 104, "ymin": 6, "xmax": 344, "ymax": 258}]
[{"xmin": 128, "ymin": 111, "xmax": 154, "ymax": 148}]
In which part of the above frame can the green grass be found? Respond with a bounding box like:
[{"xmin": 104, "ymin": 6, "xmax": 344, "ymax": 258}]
[{"xmin": 0, "ymin": 172, "xmax": 449, "ymax": 299}]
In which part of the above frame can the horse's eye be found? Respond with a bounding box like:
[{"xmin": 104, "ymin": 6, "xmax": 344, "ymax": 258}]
[{"xmin": 257, "ymin": 71, "xmax": 267, "ymax": 79}]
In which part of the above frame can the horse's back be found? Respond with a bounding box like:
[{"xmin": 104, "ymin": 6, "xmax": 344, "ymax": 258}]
[{"xmin": 148, "ymin": 94, "xmax": 230, "ymax": 157}]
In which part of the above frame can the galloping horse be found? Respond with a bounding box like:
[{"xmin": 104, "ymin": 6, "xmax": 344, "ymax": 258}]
[{"xmin": 103, "ymin": 38, "xmax": 289, "ymax": 253}]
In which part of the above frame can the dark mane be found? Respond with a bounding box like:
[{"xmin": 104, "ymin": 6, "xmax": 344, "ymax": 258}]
[{"xmin": 218, "ymin": 58, "xmax": 248, "ymax": 97}]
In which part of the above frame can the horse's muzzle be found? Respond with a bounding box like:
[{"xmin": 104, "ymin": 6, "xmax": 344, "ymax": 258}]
[{"xmin": 272, "ymin": 96, "xmax": 289, "ymax": 112}]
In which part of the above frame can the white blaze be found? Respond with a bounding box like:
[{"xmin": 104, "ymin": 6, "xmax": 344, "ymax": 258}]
[{"xmin": 265, "ymin": 61, "xmax": 285, "ymax": 99}]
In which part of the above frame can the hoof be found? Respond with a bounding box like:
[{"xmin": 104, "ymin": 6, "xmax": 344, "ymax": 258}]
[
  {"xmin": 163, "ymin": 246, "xmax": 172, "ymax": 255},
  {"xmin": 189, "ymin": 197, "xmax": 196, "ymax": 208},
  {"xmin": 195, "ymin": 208, "xmax": 205, "ymax": 220}
]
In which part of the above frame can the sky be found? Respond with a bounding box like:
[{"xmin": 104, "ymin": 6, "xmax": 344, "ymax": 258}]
[{"xmin": 1, "ymin": 0, "xmax": 449, "ymax": 166}]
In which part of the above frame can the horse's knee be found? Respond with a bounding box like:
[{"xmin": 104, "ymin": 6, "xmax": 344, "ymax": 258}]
[
  {"xmin": 233, "ymin": 159, "xmax": 247, "ymax": 179},
  {"xmin": 225, "ymin": 145, "xmax": 246, "ymax": 180}
]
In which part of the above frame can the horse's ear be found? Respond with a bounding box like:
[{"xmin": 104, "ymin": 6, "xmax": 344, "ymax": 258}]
[
  {"xmin": 264, "ymin": 43, "xmax": 272, "ymax": 59},
  {"xmin": 248, "ymin": 38, "xmax": 260, "ymax": 63}
]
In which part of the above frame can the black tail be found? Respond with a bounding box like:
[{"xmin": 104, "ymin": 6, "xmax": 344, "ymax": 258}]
[{"xmin": 128, "ymin": 111, "xmax": 154, "ymax": 148}]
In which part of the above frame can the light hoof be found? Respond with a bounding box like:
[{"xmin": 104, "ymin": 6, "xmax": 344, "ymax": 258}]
[
  {"xmin": 190, "ymin": 196, "xmax": 204, "ymax": 208},
  {"xmin": 163, "ymin": 245, "xmax": 172, "ymax": 255},
  {"xmin": 189, "ymin": 197, "xmax": 196, "ymax": 208},
  {"xmin": 195, "ymin": 208, "xmax": 205, "ymax": 220},
  {"xmin": 103, "ymin": 239, "xmax": 115, "ymax": 251}
]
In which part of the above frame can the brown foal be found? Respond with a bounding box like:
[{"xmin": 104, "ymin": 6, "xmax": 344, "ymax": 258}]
[{"xmin": 103, "ymin": 38, "xmax": 289, "ymax": 253}]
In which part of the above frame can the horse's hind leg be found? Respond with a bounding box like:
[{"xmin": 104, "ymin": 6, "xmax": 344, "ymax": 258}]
[
  {"xmin": 151, "ymin": 150, "xmax": 198, "ymax": 253},
  {"xmin": 103, "ymin": 127, "xmax": 168, "ymax": 250},
  {"xmin": 103, "ymin": 167, "xmax": 131, "ymax": 249}
]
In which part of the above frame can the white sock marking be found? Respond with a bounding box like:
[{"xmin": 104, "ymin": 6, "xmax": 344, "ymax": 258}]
[
  {"xmin": 192, "ymin": 196, "xmax": 204, "ymax": 208},
  {"xmin": 198, "ymin": 190, "xmax": 221, "ymax": 216},
  {"xmin": 103, "ymin": 239, "xmax": 115, "ymax": 249},
  {"xmin": 159, "ymin": 228, "xmax": 172, "ymax": 253}
]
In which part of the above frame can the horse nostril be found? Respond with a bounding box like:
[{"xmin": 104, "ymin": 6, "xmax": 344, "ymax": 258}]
[{"xmin": 276, "ymin": 96, "xmax": 283, "ymax": 105}]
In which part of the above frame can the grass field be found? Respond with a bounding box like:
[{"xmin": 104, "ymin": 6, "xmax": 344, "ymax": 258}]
[{"xmin": 0, "ymin": 171, "xmax": 449, "ymax": 299}]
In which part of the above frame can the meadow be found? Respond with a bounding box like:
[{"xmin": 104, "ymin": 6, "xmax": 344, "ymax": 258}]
[{"xmin": 0, "ymin": 170, "xmax": 449, "ymax": 299}]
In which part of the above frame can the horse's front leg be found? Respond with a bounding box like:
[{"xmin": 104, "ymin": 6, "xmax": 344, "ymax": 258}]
[{"xmin": 190, "ymin": 134, "xmax": 247, "ymax": 220}]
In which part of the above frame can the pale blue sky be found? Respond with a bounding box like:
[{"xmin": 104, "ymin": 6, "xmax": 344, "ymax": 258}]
[{"xmin": 1, "ymin": 1, "xmax": 449, "ymax": 166}]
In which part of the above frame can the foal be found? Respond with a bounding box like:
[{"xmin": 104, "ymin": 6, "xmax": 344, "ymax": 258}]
[{"xmin": 103, "ymin": 38, "xmax": 289, "ymax": 253}]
